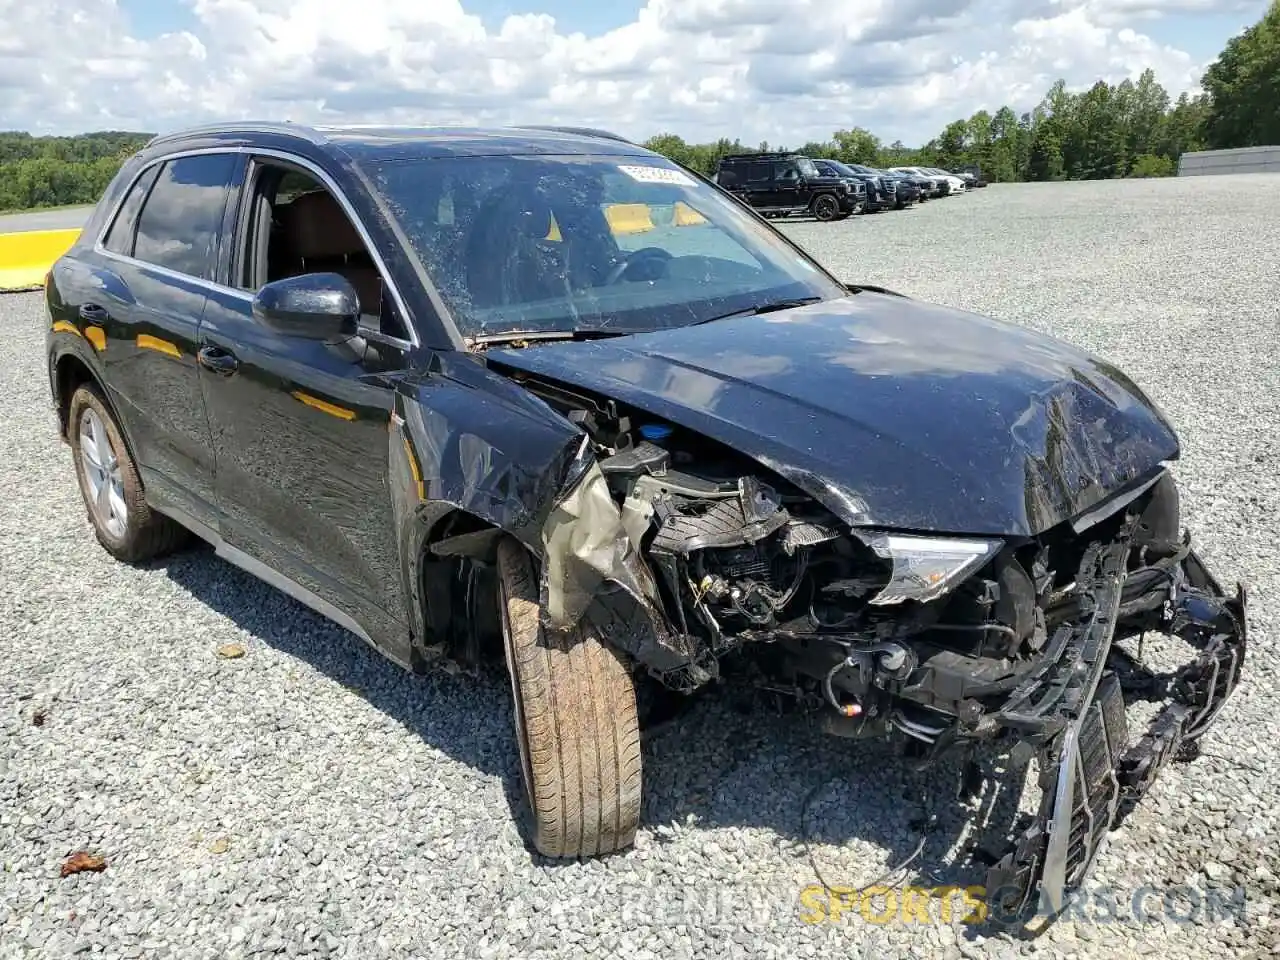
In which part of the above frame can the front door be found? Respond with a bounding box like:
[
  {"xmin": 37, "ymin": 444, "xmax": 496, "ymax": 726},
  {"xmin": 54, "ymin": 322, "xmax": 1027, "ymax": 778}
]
[{"xmin": 198, "ymin": 155, "xmax": 417, "ymax": 658}]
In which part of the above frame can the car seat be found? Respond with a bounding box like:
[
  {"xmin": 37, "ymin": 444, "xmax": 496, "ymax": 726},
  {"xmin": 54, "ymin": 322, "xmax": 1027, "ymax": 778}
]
[{"xmin": 279, "ymin": 190, "xmax": 383, "ymax": 316}]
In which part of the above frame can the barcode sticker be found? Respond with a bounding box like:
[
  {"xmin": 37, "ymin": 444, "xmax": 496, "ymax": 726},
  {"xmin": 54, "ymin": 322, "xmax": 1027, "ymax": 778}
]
[{"xmin": 617, "ymin": 164, "xmax": 696, "ymax": 187}]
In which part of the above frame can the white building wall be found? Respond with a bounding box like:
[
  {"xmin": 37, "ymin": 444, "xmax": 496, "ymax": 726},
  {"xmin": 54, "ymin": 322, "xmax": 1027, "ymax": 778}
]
[{"xmin": 1178, "ymin": 146, "xmax": 1280, "ymax": 176}]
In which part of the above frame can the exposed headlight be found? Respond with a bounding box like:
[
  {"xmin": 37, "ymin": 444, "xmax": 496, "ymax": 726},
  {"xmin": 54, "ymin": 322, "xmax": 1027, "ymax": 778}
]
[
  {"xmin": 844, "ymin": 181, "xmax": 853, "ymax": 193},
  {"xmin": 863, "ymin": 533, "xmax": 1002, "ymax": 605}
]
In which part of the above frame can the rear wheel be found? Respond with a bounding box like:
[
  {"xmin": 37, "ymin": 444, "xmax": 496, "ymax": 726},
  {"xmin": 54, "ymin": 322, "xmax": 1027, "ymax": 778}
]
[
  {"xmin": 496, "ymin": 537, "xmax": 642, "ymax": 858},
  {"xmin": 67, "ymin": 385, "xmax": 187, "ymax": 563}
]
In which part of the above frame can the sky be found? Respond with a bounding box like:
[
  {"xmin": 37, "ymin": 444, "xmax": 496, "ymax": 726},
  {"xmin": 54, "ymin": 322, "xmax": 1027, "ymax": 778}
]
[{"xmin": 0, "ymin": 0, "xmax": 1268, "ymax": 146}]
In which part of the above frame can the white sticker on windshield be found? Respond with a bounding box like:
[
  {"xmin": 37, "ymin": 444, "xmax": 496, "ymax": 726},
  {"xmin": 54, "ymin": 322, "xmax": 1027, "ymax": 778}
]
[{"xmin": 617, "ymin": 164, "xmax": 696, "ymax": 187}]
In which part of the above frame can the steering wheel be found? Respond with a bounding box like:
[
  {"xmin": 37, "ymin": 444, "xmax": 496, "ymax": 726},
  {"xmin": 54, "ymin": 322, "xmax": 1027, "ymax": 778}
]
[{"xmin": 604, "ymin": 247, "xmax": 672, "ymax": 285}]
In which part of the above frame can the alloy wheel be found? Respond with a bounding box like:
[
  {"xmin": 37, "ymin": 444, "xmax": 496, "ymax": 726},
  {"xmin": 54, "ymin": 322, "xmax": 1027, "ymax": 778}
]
[{"xmin": 78, "ymin": 407, "xmax": 128, "ymax": 539}]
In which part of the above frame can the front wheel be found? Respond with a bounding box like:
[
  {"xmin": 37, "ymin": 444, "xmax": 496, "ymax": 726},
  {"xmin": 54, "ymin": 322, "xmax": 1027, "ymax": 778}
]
[
  {"xmin": 811, "ymin": 194, "xmax": 840, "ymax": 221},
  {"xmin": 497, "ymin": 537, "xmax": 642, "ymax": 858}
]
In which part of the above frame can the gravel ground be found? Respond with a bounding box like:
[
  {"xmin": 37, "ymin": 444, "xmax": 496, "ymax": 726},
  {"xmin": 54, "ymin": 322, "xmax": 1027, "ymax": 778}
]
[{"xmin": 3, "ymin": 175, "xmax": 1279, "ymax": 960}]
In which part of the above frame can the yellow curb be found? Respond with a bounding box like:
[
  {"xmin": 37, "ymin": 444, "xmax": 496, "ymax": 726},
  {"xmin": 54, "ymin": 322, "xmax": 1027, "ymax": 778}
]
[{"xmin": 0, "ymin": 229, "xmax": 81, "ymax": 292}]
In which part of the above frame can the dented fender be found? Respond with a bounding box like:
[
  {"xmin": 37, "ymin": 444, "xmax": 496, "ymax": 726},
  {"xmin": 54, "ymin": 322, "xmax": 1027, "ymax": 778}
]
[{"xmin": 386, "ymin": 353, "xmax": 683, "ymax": 674}]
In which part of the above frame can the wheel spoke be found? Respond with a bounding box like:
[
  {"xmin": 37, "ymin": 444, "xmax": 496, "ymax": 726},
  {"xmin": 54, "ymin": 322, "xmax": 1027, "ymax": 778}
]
[
  {"xmin": 80, "ymin": 425, "xmax": 102, "ymax": 469},
  {"xmin": 95, "ymin": 470, "xmax": 112, "ymax": 516},
  {"xmin": 107, "ymin": 485, "xmax": 128, "ymax": 527}
]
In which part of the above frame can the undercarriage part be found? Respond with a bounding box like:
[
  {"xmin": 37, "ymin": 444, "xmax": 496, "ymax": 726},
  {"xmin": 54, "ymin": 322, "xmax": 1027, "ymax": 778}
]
[
  {"xmin": 820, "ymin": 641, "xmax": 914, "ymax": 718},
  {"xmin": 982, "ymin": 539, "xmax": 1247, "ymax": 929}
]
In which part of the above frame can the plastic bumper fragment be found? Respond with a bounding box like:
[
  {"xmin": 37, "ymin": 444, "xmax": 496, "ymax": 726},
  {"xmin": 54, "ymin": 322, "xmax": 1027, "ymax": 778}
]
[{"xmin": 984, "ymin": 543, "xmax": 1247, "ymax": 929}]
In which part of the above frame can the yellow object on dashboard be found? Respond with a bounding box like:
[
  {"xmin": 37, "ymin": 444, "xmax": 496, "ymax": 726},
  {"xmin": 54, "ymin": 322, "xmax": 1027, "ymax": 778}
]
[
  {"xmin": 603, "ymin": 204, "xmax": 656, "ymax": 235},
  {"xmin": 672, "ymin": 202, "xmax": 707, "ymax": 226}
]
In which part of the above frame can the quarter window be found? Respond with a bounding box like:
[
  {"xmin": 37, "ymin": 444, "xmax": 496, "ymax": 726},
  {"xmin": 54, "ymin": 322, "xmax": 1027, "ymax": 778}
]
[
  {"xmin": 101, "ymin": 165, "xmax": 160, "ymax": 256},
  {"xmin": 132, "ymin": 153, "xmax": 238, "ymax": 281}
]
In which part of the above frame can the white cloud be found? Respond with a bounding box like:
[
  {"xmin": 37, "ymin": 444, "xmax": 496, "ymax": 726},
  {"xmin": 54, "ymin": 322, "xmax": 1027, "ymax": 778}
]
[{"xmin": 0, "ymin": 0, "xmax": 1248, "ymax": 145}]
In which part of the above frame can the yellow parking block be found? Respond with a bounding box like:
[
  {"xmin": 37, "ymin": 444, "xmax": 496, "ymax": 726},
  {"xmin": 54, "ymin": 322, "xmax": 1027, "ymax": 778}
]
[{"xmin": 0, "ymin": 228, "xmax": 81, "ymax": 291}]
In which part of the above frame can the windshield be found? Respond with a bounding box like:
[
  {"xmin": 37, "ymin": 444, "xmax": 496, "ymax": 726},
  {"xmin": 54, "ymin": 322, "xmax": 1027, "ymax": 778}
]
[
  {"xmin": 366, "ymin": 154, "xmax": 845, "ymax": 340},
  {"xmin": 826, "ymin": 160, "xmax": 857, "ymax": 177}
]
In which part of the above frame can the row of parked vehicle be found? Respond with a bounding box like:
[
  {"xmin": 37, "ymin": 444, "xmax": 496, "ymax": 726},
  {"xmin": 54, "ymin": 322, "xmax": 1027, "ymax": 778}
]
[{"xmin": 710, "ymin": 152, "xmax": 988, "ymax": 221}]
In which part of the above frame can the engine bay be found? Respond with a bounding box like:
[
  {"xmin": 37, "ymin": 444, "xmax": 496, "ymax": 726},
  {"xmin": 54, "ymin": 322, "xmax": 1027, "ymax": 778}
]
[{"xmin": 499, "ymin": 369, "xmax": 1247, "ymax": 925}]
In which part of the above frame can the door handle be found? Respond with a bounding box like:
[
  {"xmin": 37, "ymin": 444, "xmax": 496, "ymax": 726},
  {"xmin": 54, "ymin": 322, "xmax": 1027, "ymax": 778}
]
[
  {"xmin": 197, "ymin": 344, "xmax": 240, "ymax": 377},
  {"xmin": 79, "ymin": 303, "xmax": 109, "ymax": 323}
]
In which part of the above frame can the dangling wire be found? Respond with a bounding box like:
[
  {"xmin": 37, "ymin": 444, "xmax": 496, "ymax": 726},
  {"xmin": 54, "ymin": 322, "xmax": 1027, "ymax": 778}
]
[{"xmin": 799, "ymin": 763, "xmax": 940, "ymax": 897}]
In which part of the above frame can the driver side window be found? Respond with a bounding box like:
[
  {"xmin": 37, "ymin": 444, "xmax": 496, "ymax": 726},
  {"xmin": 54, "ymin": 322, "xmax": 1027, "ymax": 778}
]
[{"xmin": 235, "ymin": 159, "xmax": 411, "ymax": 341}]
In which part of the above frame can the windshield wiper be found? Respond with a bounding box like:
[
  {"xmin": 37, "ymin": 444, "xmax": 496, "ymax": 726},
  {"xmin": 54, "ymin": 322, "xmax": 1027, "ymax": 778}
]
[
  {"xmin": 691, "ymin": 296, "xmax": 825, "ymax": 327},
  {"xmin": 469, "ymin": 327, "xmax": 638, "ymax": 349}
]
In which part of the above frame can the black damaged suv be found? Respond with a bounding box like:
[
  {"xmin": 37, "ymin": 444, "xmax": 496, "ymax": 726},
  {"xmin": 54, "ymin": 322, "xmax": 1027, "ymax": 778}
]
[
  {"xmin": 46, "ymin": 122, "xmax": 1245, "ymax": 928},
  {"xmin": 713, "ymin": 152, "xmax": 862, "ymax": 221}
]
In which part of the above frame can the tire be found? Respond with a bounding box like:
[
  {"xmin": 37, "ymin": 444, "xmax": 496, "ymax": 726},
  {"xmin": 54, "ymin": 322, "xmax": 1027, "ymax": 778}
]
[
  {"xmin": 496, "ymin": 536, "xmax": 642, "ymax": 858},
  {"xmin": 811, "ymin": 194, "xmax": 840, "ymax": 222},
  {"xmin": 67, "ymin": 384, "xmax": 187, "ymax": 563}
]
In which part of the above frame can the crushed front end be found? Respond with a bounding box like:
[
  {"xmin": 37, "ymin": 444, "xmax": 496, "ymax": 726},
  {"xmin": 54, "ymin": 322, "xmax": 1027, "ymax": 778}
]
[{"xmin": 524, "ymin": 384, "xmax": 1246, "ymax": 928}]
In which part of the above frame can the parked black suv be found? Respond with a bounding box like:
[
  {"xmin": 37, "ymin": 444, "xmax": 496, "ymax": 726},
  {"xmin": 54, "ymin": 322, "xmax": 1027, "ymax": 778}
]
[
  {"xmin": 714, "ymin": 153, "xmax": 860, "ymax": 221},
  {"xmin": 873, "ymin": 168, "xmax": 923, "ymax": 208},
  {"xmin": 44, "ymin": 123, "xmax": 1246, "ymax": 928},
  {"xmin": 814, "ymin": 160, "xmax": 896, "ymax": 213}
]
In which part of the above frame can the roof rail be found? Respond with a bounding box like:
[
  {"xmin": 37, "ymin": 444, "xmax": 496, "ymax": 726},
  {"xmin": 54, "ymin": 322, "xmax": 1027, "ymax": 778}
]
[
  {"xmin": 719, "ymin": 151, "xmax": 801, "ymax": 161},
  {"xmin": 145, "ymin": 121, "xmax": 328, "ymax": 148},
  {"xmin": 514, "ymin": 125, "xmax": 633, "ymax": 145}
]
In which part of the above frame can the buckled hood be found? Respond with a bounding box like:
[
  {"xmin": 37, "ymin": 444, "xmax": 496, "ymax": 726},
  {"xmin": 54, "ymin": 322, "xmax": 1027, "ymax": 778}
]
[{"xmin": 487, "ymin": 293, "xmax": 1180, "ymax": 537}]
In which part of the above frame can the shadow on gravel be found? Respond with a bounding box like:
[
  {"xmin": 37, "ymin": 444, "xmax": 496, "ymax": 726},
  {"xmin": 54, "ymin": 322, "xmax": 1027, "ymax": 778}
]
[
  {"xmin": 639, "ymin": 685, "xmax": 1038, "ymax": 939},
  {"xmin": 153, "ymin": 540, "xmax": 533, "ymax": 839},
  {"xmin": 156, "ymin": 540, "xmax": 1036, "ymax": 934}
]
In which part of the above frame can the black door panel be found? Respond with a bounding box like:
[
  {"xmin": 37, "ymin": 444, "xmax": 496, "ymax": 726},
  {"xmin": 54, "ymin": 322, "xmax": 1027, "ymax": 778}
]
[
  {"xmin": 60, "ymin": 151, "xmax": 244, "ymax": 530},
  {"xmin": 87, "ymin": 261, "xmax": 216, "ymax": 524},
  {"xmin": 199, "ymin": 286, "xmax": 409, "ymax": 647}
]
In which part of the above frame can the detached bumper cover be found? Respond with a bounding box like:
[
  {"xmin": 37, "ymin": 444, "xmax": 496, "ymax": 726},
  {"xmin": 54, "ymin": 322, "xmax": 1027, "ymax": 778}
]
[{"xmin": 984, "ymin": 537, "xmax": 1247, "ymax": 925}]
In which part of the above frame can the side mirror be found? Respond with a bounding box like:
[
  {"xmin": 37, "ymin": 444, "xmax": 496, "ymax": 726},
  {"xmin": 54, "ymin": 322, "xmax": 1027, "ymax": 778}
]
[{"xmin": 252, "ymin": 273, "xmax": 360, "ymax": 341}]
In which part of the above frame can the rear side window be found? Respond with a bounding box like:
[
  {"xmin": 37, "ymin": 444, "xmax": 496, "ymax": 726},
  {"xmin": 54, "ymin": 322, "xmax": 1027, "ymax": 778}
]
[
  {"xmin": 744, "ymin": 162, "xmax": 773, "ymax": 183},
  {"xmin": 101, "ymin": 165, "xmax": 161, "ymax": 256},
  {"xmin": 132, "ymin": 153, "xmax": 238, "ymax": 281}
]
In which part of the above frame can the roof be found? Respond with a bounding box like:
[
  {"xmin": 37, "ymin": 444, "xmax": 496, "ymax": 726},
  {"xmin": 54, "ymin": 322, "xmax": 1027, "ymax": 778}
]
[{"xmin": 146, "ymin": 121, "xmax": 650, "ymax": 162}]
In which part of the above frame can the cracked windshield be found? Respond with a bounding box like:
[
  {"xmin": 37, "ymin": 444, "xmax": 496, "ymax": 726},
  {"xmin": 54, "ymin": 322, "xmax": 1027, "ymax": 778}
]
[{"xmin": 367, "ymin": 154, "xmax": 843, "ymax": 339}]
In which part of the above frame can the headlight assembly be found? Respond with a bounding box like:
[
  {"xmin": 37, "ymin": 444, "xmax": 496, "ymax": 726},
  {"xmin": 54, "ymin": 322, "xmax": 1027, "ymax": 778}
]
[{"xmin": 861, "ymin": 533, "xmax": 1002, "ymax": 605}]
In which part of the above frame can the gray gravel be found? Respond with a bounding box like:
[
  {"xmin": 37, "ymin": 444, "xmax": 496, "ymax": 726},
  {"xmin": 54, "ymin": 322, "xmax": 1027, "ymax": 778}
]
[{"xmin": 3, "ymin": 175, "xmax": 1280, "ymax": 959}]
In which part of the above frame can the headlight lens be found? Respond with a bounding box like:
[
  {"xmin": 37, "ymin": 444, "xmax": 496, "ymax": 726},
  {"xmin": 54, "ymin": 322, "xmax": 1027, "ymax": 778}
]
[{"xmin": 863, "ymin": 533, "xmax": 1002, "ymax": 605}]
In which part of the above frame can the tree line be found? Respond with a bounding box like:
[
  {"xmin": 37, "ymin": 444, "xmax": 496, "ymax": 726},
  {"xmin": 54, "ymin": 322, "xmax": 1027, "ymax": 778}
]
[
  {"xmin": 1, "ymin": 1, "xmax": 1276, "ymax": 211},
  {"xmin": 0, "ymin": 131, "xmax": 154, "ymax": 213},
  {"xmin": 644, "ymin": 70, "xmax": 1217, "ymax": 182},
  {"xmin": 644, "ymin": 0, "xmax": 1279, "ymax": 182}
]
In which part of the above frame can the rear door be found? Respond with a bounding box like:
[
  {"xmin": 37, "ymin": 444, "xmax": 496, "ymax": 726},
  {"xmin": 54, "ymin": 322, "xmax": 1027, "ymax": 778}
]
[
  {"xmin": 772, "ymin": 160, "xmax": 803, "ymax": 210},
  {"xmin": 738, "ymin": 160, "xmax": 778, "ymax": 210},
  {"xmin": 74, "ymin": 151, "xmax": 242, "ymax": 529}
]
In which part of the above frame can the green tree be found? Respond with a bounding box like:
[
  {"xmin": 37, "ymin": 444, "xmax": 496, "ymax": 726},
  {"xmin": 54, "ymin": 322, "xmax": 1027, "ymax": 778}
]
[
  {"xmin": 1201, "ymin": 0, "xmax": 1280, "ymax": 148},
  {"xmin": 1128, "ymin": 154, "xmax": 1175, "ymax": 178},
  {"xmin": 831, "ymin": 127, "xmax": 881, "ymax": 165},
  {"xmin": 934, "ymin": 119, "xmax": 970, "ymax": 168},
  {"xmin": 1028, "ymin": 123, "xmax": 1065, "ymax": 181}
]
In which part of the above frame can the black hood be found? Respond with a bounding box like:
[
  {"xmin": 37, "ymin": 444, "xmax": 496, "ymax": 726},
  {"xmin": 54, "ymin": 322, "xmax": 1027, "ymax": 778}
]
[{"xmin": 487, "ymin": 293, "xmax": 1180, "ymax": 537}]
